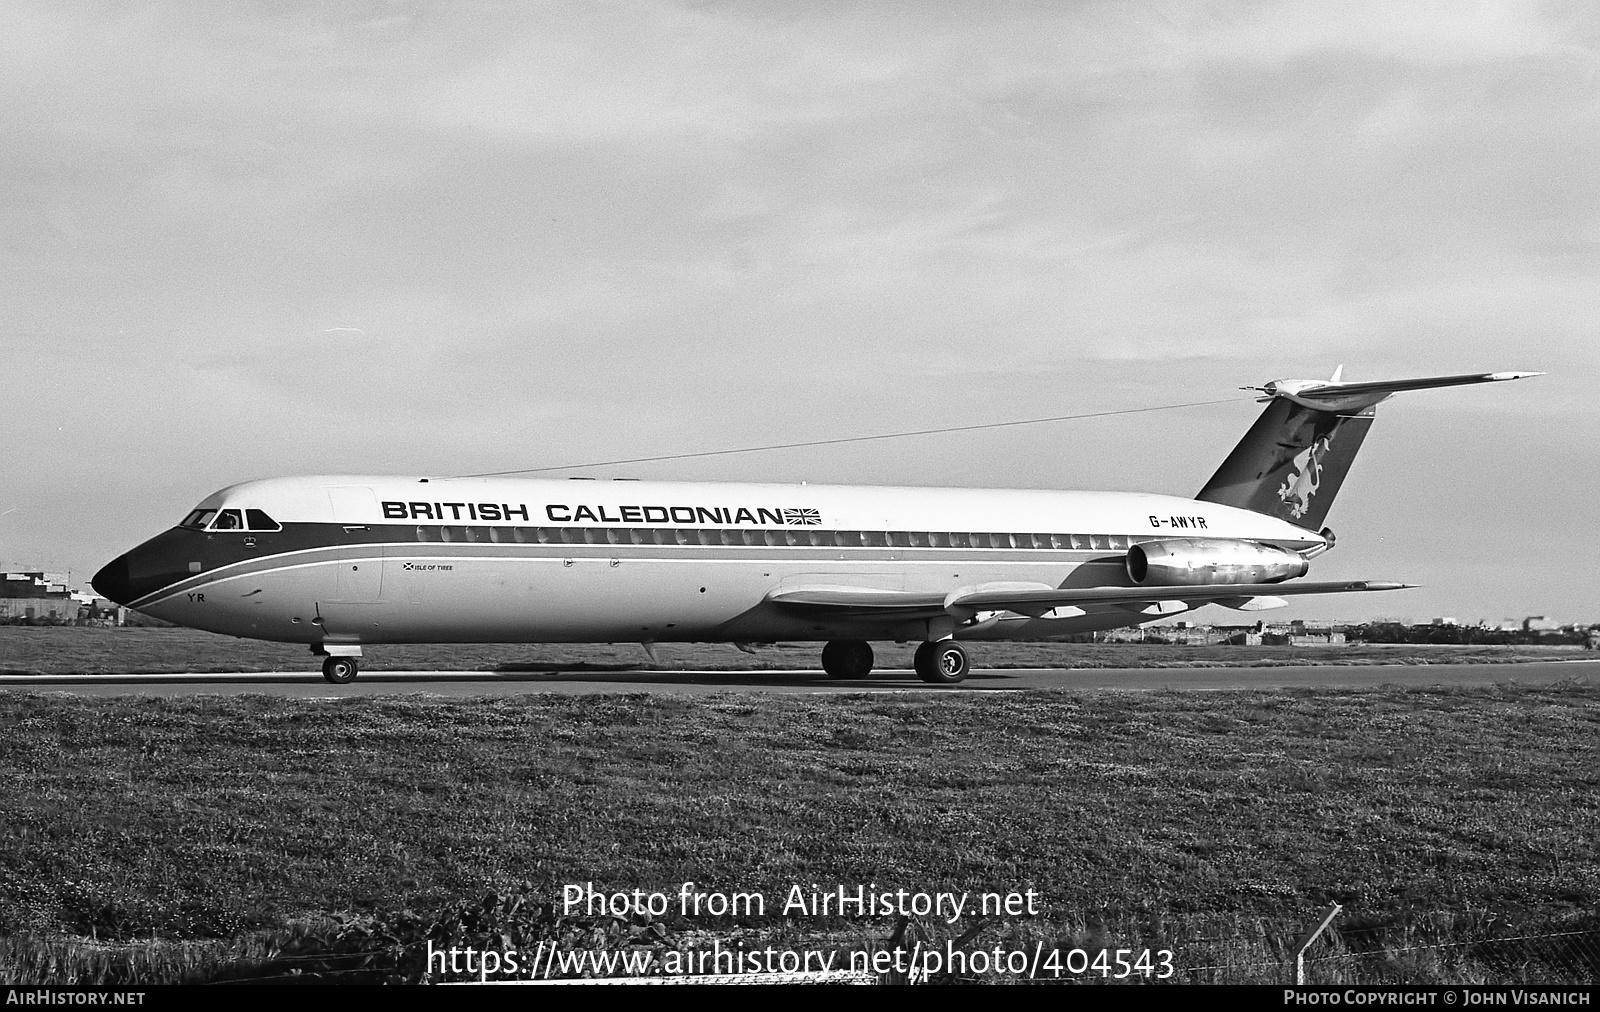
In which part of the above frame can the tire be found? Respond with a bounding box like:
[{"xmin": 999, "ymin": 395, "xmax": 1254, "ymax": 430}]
[
  {"xmin": 821, "ymin": 640, "xmax": 874, "ymax": 679},
  {"xmin": 322, "ymin": 656, "xmax": 358, "ymax": 684},
  {"xmin": 913, "ymin": 640, "xmax": 969, "ymax": 684}
]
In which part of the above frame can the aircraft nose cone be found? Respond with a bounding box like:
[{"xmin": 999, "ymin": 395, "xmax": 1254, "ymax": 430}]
[{"xmin": 92, "ymin": 556, "xmax": 132, "ymax": 606}]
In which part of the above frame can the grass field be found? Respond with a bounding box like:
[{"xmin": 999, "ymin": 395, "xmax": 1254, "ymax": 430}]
[
  {"xmin": 0, "ymin": 625, "xmax": 1587, "ymax": 675},
  {"xmin": 0, "ymin": 682, "xmax": 1595, "ymax": 983}
]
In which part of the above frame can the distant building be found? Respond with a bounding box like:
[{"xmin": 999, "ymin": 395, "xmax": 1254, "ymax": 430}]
[
  {"xmin": 1255, "ymin": 620, "xmax": 1346, "ymax": 646},
  {"xmin": 1097, "ymin": 620, "xmax": 1278, "ymax": 647},
  {"xmin": 1217, "ymin": 626, "xmax": 1264, "ymax": 646},
  {"xmin": 1293, "ymin": 630, "xmax": 1346, "ymax": 646},
  {"xmin": 0, "ymin": 572, "xmax": 120, "ymax": 624},
  {"xmin": 1523, "ymin": 616, "xmax": 1561, "ymax": 632},
  {"xmin": 0, "ymin": 572, "xmax": 77, "ymax": 622}
]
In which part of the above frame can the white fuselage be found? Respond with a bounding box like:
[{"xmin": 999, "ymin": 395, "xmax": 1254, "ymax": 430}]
[{"xmin": 111, "ymin": 475, "xmax": 1325, "ymax": 649}]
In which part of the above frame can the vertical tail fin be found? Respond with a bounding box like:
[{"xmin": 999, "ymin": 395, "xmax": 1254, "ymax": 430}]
[{"xmin": 1196, "ymin": 371, "xmax": 1541, "ymax": 531}]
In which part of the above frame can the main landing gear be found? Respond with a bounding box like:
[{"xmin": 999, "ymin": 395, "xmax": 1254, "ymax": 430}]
[
  {"xmin": 322, "ymin": 656, "xmax": 359, "ymax": 684},
  {"xmin": 913, "ymin": 640, "xmax": 970, "ymax": 685},
  {"xmin": 821, "ymin": 640, "xmax": 874, "ymax": 679},
  {"xmin": 820, "ymin": 639, "xmax": 972, "ymax": 684}
]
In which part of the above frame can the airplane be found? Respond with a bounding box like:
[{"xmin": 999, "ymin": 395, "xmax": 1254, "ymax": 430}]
[{"xmin": 91, "ymin": 369, "xmax": 1539, "ymax": 685}]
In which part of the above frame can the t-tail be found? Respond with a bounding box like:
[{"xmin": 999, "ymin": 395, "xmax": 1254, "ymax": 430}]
[{"xmin": 1196, "ymin": 369, "xmax": 1542, "ymax": 531}]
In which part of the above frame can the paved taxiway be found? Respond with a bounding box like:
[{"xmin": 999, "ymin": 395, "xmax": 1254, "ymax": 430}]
[{"xmin": 0, "ymin": 660, "xmax": 1592, "ymax": 697}]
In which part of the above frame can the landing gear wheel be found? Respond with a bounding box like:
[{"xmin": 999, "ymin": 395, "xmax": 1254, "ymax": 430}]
[
  {"xmin": 821, "ymin": 640, "xmax": 874, "ymax": 679},
  {"xmin": 914, "ymin": 641, "xmax": 969, "ymax": 684},
  {"xmin": 322, "ymin": 656, "xmax": 358, "ymax": 684}
]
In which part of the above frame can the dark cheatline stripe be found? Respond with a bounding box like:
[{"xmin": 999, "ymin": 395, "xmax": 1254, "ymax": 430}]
[{"xmin": 120, "ymin": 523, "xmax": 1319, "ymax": 607}]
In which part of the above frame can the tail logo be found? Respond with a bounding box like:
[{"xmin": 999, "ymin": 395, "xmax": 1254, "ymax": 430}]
[{"xmin": 1277, "ymin": 435, "xmax": 1333, "ymax": 520}]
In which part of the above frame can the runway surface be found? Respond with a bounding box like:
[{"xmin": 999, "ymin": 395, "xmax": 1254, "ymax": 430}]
[{"xmin": 0, "ymin": 660, "xmax": 1593, "ymax": 696}]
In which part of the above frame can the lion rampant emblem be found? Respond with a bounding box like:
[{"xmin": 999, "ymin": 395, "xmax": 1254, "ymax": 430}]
[{"xmin": 1277, "ymin": 435, "xmax": 1333, "ymax": 519}]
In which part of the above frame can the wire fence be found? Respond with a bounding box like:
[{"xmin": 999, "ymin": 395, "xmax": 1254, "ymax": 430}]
[{"xmin": 1173, "ymin": 917, "xmax": 1598, "ymax": 985}]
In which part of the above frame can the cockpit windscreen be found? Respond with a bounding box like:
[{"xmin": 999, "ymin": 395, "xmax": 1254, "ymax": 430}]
[{"xmin": 179, "ymin": 508, "xmax": 281, "ymax": 532}]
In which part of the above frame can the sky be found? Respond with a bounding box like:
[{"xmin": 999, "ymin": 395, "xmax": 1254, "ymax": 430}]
[{"xmin": 2, "ymin": 1, "xmax": 1596, "ymax": 624}]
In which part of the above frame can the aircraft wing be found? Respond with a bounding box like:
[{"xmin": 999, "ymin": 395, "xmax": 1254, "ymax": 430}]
[{"xmin": 767, "ymin": 580, "xmax": 1410, "ymax": 618}]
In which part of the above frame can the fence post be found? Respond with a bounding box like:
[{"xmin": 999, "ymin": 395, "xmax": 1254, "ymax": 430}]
[{"xmin": 1291, "ymin": 903, "xmax": 1342, "ymax": 984}]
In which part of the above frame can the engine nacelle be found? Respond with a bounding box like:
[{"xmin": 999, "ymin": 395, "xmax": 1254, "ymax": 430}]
[{"xmin": 1126, "ymin": 538, "xmax": 1309, "ymax": 587}]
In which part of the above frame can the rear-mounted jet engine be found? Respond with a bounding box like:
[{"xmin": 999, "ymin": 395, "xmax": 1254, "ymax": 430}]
[{"xmin": 1126, "ymin": 538, "xmax": 1309, "ymax": 587}]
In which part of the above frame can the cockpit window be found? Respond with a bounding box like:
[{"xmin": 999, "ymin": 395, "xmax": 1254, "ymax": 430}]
[
  {"xmin": 245, "ymin": 509, "xmax": 282, "ymax": 532},
  {"xmin": 183, "ymin": 507, "xmax": 282, "ymax": 532},
  {"xmin": 199, "ymin": 508, "xmax": 283, "ymax": 532},
  {"xmin": 181, "ymin": 509, "xmax": 217, "ymax": 530}
]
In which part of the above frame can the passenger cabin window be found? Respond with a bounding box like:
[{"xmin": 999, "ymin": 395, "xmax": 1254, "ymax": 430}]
[{"xmin": 399, "ymin": 524, "xmax": 1196, "ymax": 553}]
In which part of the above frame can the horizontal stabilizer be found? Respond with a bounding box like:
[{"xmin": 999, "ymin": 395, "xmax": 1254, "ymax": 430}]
[{"xmin": 1247, "ymin": 371, "xmax": 1542, "ymax": 412}]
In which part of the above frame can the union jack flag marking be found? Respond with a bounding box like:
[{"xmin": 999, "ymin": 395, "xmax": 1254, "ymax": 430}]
[{"xmin": 782, "ymin": 508, "xmax": 822, "ymax": 526}]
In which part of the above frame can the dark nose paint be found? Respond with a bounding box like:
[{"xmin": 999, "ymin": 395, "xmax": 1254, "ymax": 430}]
[
  {"xmin": 91, "ymin": 528, "xmax": 208, "ymax": 606},
  {"xmin": 90, "ymin": 555, "xmax": 130, "ymax": 604}
]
